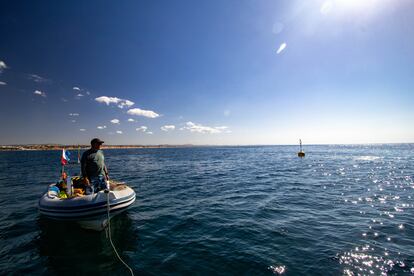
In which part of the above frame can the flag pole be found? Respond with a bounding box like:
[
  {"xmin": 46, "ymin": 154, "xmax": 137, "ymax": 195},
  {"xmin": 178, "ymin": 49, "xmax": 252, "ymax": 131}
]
[
  {"xmin": 77, "ymin": 145, "xmax": 81, "ymax": 164},
  {"xmin": 78, "ymin": 145, "xmax": 82, "ymax": 176},
  {"xmin": 61, "ymin": 148, "xmax": 65, "ymax": 176}
]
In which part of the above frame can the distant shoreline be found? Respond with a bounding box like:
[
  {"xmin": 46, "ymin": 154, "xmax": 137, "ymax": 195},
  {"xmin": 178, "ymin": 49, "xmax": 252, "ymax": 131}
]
[{"xmin": 0, "ymin": 144, "xmax": 195, "ymax": 151}]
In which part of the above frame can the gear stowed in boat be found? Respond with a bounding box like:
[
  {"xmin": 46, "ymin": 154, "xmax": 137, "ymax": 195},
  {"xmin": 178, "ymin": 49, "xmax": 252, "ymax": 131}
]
[{"xmin": 38, "ymin": 176, "xmax": 136, "ymax": 222}]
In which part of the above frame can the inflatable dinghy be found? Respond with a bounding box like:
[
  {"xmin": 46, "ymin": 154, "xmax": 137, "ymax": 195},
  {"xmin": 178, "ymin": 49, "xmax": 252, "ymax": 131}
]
[{"xmin": 38, "ymin": 181, "xmax": 135, "ymax": 229}]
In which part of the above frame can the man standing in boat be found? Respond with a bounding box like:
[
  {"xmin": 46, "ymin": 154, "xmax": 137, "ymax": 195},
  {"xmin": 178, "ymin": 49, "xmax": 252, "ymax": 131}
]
[{"xmin": 81, "ymin": 138, "xmax": 109, "ymax": 194}]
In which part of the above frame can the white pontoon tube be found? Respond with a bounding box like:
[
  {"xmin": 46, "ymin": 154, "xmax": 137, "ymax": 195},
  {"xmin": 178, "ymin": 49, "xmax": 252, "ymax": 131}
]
[{"xmin": 38, "ymin": 182, "xmax": 136, "ymax": 221}]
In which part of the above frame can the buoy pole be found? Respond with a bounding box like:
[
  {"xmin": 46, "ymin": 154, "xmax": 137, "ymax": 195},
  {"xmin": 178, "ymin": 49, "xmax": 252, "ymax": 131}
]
[{"xmin": 298, "ymin": 139, "xmax": 305, "ymax": 158}]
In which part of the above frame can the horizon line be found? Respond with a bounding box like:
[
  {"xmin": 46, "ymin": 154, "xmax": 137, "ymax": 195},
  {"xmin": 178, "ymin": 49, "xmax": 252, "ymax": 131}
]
[{"xmin": 1, "ymin": 142, "xmax": 413, "ymax": 147}]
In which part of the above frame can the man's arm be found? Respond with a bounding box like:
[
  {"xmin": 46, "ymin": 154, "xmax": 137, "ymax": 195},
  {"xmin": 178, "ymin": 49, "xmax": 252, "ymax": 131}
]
[{"xmin": 104, "ymin": 165, "xmax": 109, "ymax": 180}]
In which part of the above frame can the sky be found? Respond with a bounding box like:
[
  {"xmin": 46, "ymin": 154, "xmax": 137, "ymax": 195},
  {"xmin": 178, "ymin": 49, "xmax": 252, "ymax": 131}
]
[{"xmin": 0, "ymin": 0, "xmax": 413, "ymax": 145}]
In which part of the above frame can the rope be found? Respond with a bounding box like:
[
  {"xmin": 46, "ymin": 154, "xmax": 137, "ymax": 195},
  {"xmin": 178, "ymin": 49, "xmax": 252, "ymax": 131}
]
[{"xmin": 106, "ymin": 189, "xmax": 134, "ymax": 276}]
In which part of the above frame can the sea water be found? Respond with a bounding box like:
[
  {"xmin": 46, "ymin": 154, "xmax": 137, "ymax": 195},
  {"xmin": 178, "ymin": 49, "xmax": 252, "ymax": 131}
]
[{"xmin": 0, "ymin": 144, "xmax": 413, "ymax": 275}]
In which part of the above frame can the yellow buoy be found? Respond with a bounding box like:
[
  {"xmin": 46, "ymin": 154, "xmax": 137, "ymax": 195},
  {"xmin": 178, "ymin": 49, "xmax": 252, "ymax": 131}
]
[{"xmin": 297, "ymin": 139, "xmax": 305, "ymax": 158}]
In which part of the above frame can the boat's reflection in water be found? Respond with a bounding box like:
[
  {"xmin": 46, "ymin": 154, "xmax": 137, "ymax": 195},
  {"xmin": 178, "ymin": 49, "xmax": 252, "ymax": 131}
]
[{"xmin": 36, "ymin": 212, "xmax": 138, "ymax": 275}]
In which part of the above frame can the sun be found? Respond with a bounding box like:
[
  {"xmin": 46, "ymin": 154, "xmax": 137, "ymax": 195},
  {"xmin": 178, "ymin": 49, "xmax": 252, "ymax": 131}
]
[
  {"xmin": 335, "ymin": 0, "xmax": 377, "ymax": 10},
  {"xmin": 320, "ymin": 0, "xmax": 386, "ymax": 16}
]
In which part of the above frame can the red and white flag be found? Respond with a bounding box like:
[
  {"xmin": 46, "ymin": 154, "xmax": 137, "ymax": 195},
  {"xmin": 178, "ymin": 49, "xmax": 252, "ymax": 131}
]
[{"xmin": 61, "ymin": 149, "xmax": 70, "ymax": 165}]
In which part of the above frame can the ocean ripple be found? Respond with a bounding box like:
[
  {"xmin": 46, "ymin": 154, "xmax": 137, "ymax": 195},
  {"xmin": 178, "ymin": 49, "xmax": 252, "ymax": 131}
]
[{"xmin": 0, "ymin": 144, "xmax": 413, "ymax": 275}]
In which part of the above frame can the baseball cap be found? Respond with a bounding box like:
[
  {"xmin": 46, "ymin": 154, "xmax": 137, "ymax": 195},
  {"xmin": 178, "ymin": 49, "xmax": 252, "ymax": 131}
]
[{"xmin": 90, "ymin": 138, "xmax": 105, "ymax": 145}]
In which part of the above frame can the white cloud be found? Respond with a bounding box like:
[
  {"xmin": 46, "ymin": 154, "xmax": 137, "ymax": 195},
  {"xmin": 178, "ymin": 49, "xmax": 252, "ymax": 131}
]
[
  {"xmin": 110, "ymin": 119, "xmax": 120, "ymax": 124},
  {"xmin": 86, "ymin": 91, "xmax": 91, "ymax": 95},
  {"xmin": 276, "ymin": 42, "xmax": 287, "ymax": 54},
  {"xmin": 161, "ymin": 125, "xmax": 175, "ymax": 131},
  {"xmin": 97, "ymin": 125, "xmax": 107, "ymax": 129},
  {"xmin": 71, "ymin": 120, "xmax": 76, "ymax": 123},
  {"xmin": 73, "ymin": 87, "xmax": 81, "ymax": 91},
  {"xmin": 28, "ymin": 74, "xmax": 49, "ymax": 83},
  {"xmin": 146, "ymin": 131, "xmax": 153, "ymax": 135},
  {"xmin": 95, "ymin": 96, "xmax": 134, "ymax": 109},
  {"xmin": 127, "ymin": 118, "xmax": 135, "ymax": 122},
  {"xmin": 76, "ymin": 93, "xmax": 84, "ymax": 97},
  {"xmin": 0, "ymin": 81, "xmax": 6, "ymax": 85},
  {"xmin": 121, "ymin": 100, "xmax": 134, "ymax": 108},
  {"xmin": 116, "ymin": 130, "xmax": 123, "ymax": 134},
  {"xmin": 34, "ymin": 90, "xmax": 46, "ymax": 97},
  {"xmin": 136, "ymin": 126, "xmax": 148, "ymax": 132},
  {"xmin": 127, "ymin": 107, "xmax": 159, "ymax": 118},
  {"xmin": 69, "ymin": 113, "xmax": 79, "ymax": 116},
  {"xmin": 96, "ymin": 96, "xmax": 118, "ymax": 105},
  {"xmin": 0, "ymin": 60, "xmax": 7, "ymax": 73},
  {"xmin": 182, "ymin": 121, "xmax": 230, "ymax": 134},
  {"xmin": 215, "ymin": 126, "xmax": 230, "ymax": 131},
  {"xmin": 80, "ymin": 128, "xmax": 86, "ymax": 131}
]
